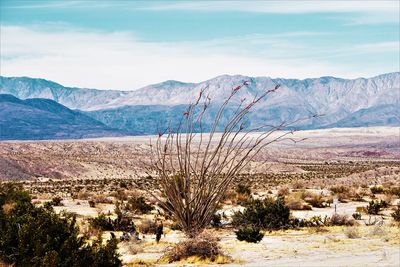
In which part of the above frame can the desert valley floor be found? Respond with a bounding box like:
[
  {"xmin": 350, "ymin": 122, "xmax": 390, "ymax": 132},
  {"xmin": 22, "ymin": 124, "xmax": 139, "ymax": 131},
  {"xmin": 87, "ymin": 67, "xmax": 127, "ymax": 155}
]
[{"xmin": 1, "ymin": 127, "xmax": 399, "ymax": 266}]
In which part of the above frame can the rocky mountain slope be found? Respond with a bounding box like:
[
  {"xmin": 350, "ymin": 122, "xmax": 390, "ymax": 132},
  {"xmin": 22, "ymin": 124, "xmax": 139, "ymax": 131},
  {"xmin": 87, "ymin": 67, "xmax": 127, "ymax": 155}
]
[
  {"xmin": 0, "ymin": 72, "xmax": 398, "ymax": 137},
  {"xmin": 0, "ymin": 94, "xmax": 124, "ymax": 140}
]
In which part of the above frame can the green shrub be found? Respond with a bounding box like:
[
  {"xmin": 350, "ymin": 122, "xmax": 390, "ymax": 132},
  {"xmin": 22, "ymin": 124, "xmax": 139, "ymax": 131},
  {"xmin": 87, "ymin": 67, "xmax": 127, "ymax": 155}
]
[
  {"xmin": 391, "ymin": 206, "xmax": 400, "ymax": 221},
  {"xmin": 370, "ymin": 186, "xmax": 384, "ymax": 194},
  {"xmin": 0, "ymin": 183, "xmax": 121, "ymax": 267},
  {"xmin": 88, "ymin": 200, "xmax": 96, "ymax": 208},
  {"xmin": 232, "ymin": 196, "xmax": 291, "ymax": 230},
  {"xmin": 330, "ymin": 185, "xmax": 348, "ymax": 194},
  {"xmin": 235, "ymin": 227, "xmax": 264, "ymax": 243},
  {"xmin": 169, "ymin": 221, "xmax": 182, "ymax": 231},
  {"xmin": 352, "ymin": 212, "xmax": 362, "ymax": 220},
  {"xmin": 89, "ymin": 212, "xmax": 135, "ymax": 232},
  {"xmin": 386, "ymin": 186, "xmax": 400, "ymax": 197},
  {"xmin": 366, "ymin": 200, "xmax": 388, "ymax": 215},
  {"xmin": 127, "ymin": 196, "xmax": 153, "ymax": 214},
  {"xmin": 210, "ymin": 213, "xmax": 222, "ymax": 228},
  {"xmin": 51, "ymin": 196, "xmax": 63, "ymax": 206},
  {"xmin": 89, "ymin": 214, "xmax": 115, "ymax": 231},
  {"xmin": 235, "ymin": 184, "xmax": 251, "ymax": 195}
]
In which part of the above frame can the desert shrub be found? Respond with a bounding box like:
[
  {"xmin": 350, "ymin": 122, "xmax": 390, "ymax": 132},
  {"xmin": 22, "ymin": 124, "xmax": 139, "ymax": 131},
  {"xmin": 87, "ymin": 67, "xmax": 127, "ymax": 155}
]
[
  {"xmin": 330, "ymin": 185, "xmax": 348, "ymax": 194},
  {"xmin": 43, "ymin": 201, "xmax": 54, "ymax": 210},
  {"xmin": 127, "ymin": 196, "xmax": 153, "ymax": 214},
  {"xmin": 113, "ymin": 202, "xmax": 136, "ymax": 231},
  {"xmin": 352, "ymin": 212, "xmax": 362, "ymax": 220},
  {"xmin": 286, "ymin": 199, "xmax": 312, "ymax": 210},
  {"xmin": 51, "ymin": 196, "xmax": 63, "ymax": 206},
  {"xmin": 89, "ymin": 214, "xmax": 115, "ymax": 231},
  {"xmin": 291, "ymin": 180, "xmax": 306, "ymax": 190},
  {"xmin": 370, "ymin": 186, "xmax": 384, "ymax": 194},
  {"xmin": 344, "ymin": 226, "xmax": 361, "ymax": 239},
  {"xmin": 88, "ymin": 200, "xmax": 96, "ymax": 208},
  {"xmin": 368, "ymin": 225, "xmax": 388, "ymax": 237},
  {"xmin": 232, "ymin": 196, "xmax": 291, "ymax": 230},
  {"xmin": 210, "ymin": 213, "xmax": 222, "ymax": 228},
  {"xmin": 161, "ymin": 232, "xmax": 224, "ymax": 263},
  {"xmin": 385, "ymin": 186, "xmax": 400, "ymax": 197},
  {"xmin": 391, "ymin": 206, "xmax": 400, "ymax": 221},
  {"xmin": 277, "ymin": 186, "xmax": 290, "ymax": 196},
  {"xmin": 352, "ymin": 189, "xmax": 367, "ymax": 202},
  {"xmin": 89, "ymin": 211, "xmax": 135, "ymax": 232},
  {"xmin": 366, "ymin": 200, "xmax": 388, "ymax": 215},
  {"xmin": 75, "ymin": 190, "xmax": 93, "ymax": 200},
  {"xmin": 330, "ymin": 185, "xmax": 357, "ymax": 202},
  {"xmin": 303, "ymin": 215, "xmax": 330, "ymax": 227},
  {"xmin": 169, "ymin": 221, "xmax": 182, "ymax": 231},
  {"xmin": 0, "ymin": 183, "xmax": 121, "ymax": 267},
  {"xmin": 330, "ymin": 214, "xmax": 355, "ymax": 226},
  {"xmin": 126, "ymin": 242, "xmax": 144, "ymax": 255},
  {"xmin": 235, "ymin": 227, "xmax": 264, "ymax": 243},
  {"xmin": 111, "ymin": 189, "xmax": 127, "ymax": 201},
  {"xmin": 235, "ymin": 184, "xmax": 251, "ymax": 195},
  {"xmin": 303, "ymin": 193, "xmax": 327, "ymax": 208},
  {"xmin": 137, "ymin": 219, "xmax": 157, "ymax": 234},
  {"xmin": 119, "ymin": 181, "xmax": 128, "ymax": 189},
  {"xmin": 93, "ymin": 194, "xmax": 113, "ymax": 204}
]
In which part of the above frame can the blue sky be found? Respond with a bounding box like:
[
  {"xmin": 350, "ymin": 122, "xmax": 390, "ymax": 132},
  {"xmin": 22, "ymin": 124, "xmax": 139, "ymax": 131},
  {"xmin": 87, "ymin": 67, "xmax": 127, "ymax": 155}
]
[{"xmin": 0, "ymin": 0, "xmax": 399, "ymax": 90}]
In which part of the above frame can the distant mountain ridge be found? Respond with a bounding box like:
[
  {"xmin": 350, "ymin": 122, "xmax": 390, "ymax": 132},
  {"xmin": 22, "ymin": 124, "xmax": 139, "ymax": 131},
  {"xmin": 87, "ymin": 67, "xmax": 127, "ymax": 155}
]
[
  {"xmin": 0, "ymin": 94, "xmax": 124, "ymax": 140},
  {"xmin": 0, "ymin": 73, "xmax": 399, "ymax": 137}
]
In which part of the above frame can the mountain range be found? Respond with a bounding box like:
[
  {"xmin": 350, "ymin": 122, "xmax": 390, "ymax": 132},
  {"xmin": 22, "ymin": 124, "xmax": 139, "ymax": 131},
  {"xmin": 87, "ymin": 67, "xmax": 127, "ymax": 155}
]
[
  {"xmin": 0, "ymin": 94, "xmax": 123, "ymax": 140},
  {"xmin": 0, "ymin": 72, "xmax": 399, "ymax": 139}
]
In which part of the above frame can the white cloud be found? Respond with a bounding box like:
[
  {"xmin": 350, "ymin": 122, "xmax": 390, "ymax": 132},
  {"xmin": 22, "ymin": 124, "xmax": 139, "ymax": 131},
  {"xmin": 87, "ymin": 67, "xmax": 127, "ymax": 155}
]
[
  {"xmin": 141, "ymin": 1, "xmax": 399, "ymax": 24},
  {"xmin": 143, "ymin": 0, "xmax": 396, "ymax": 13},
  {"xmin": 0, "ymin": 25, "xmax": 397, "ymax": 90}
]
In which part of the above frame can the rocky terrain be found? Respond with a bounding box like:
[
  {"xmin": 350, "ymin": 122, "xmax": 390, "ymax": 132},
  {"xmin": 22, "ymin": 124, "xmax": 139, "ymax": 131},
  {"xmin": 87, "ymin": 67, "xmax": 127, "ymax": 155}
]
[{"xmin": 1, "ymin": 72, "xmax": 399, "ymax": 137}]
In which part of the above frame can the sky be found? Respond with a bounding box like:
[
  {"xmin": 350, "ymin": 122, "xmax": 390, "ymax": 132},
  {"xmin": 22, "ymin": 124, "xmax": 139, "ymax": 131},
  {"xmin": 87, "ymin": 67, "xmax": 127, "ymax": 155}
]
[{"xmin": 0, "ymin": 0, "xmax": 399, "ymax": 90}]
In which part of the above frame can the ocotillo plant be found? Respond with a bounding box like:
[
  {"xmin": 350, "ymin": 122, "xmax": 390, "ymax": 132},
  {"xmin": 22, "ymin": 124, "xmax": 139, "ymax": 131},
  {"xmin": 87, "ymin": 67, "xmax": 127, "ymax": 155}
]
[{"xmin": 146, "ymin": 81, "xmax": 309, "ymax": 238}]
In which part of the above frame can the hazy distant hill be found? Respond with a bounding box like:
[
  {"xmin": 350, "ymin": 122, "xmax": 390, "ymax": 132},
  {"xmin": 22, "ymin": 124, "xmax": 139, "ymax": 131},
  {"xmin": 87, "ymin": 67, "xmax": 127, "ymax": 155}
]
[
  {"xmin": 0, "ymin": 94, "xmax": 123, "ymax": 140},
  {"xmin": 0, "ymin": 72, "xmax": 399, "ymax": 137}
]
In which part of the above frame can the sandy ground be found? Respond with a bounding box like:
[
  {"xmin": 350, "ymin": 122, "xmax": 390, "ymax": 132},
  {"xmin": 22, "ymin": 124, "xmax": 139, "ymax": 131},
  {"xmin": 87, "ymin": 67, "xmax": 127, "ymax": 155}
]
[
  {"xmin": 117, "ymin": 226, "xmax": 400, "ymax": 267},
  {"xmin": 3, "ymin": 127, "xmax": 400, "ymax": 266},
  {"xmin": 50, "ymin": 196, "xmax": 400, "ymax": 267}
]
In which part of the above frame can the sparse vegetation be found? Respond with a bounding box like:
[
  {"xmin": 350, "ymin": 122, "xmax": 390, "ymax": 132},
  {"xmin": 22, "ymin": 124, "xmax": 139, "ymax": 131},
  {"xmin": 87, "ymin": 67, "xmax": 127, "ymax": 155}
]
[
  {"xmin": 161, "ymin": 232, "xmax": 226, "ymax": 263},
  {"xmin": 391, "ymin": 206, "xmax": 400, "ymax": 221},
  {"xmin": 366, "ymin": 200, "xmax": 388, "ymax": 215},
  {"xmin": 0, "ymin": 183, "xmax": 121, "ymax": 267},
  {"xmin": 126, "ymin": 196, "xmax": 154, "ymax": 214},
  {"xmin": 370, "ymin": 186, "xmax": 384, "ymax": 194},
  {"xmin": 232, "ymin": 196, "xmax": 291, "ymax": 230},
  {"xmin": 235, "ymin": 226, "xmax": 264, "ymax": 243},
  {"xmin": 330, "ymin": 214, "xmax": 355, "ymax": 226},
  {"xmin": 345, "ymin": 226, "xmax": 361, "ymax": 239}
]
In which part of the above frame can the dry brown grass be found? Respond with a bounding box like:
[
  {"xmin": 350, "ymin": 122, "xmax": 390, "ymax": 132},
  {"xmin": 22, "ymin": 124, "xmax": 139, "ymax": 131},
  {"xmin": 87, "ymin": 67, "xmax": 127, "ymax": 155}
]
[
  {"xmin": 160, "ymin": 232, "xmax": 228, "ymax": 263},
  {"xmin": 344, "ymin": 226, "xmax": 361, "ymax": 239},
  {"xmin": 137, "ymin": 219, "xmax": 157, "ymax": 234}
]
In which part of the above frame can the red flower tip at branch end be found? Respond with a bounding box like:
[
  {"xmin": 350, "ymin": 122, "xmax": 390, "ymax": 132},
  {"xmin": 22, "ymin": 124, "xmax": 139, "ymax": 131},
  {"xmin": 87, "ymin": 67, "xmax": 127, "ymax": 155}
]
[
  {"xmin": 183, "ymin": 111, "xmax": 189, "ymax": 116},
  {"xmin": 233, "ymin": 85, "xmax": 242, "ymax": 91},
  {"xmin": 243, "ymin": 80, "xmax": 250, "ymax": 86}
]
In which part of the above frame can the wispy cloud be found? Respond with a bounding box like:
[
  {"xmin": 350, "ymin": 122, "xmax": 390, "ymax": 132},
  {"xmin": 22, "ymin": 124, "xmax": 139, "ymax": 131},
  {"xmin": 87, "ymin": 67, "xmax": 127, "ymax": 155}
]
[
  {"xmin": 141, "ymin": 1, "xmax": 396, "ymax": 13},
  {"xmin": 140, "ymin": 1, "xmax": 399, "ymax": 24},
  {"xmin": 1, "ymin": 25, "xmax": 397, "ymax": 90}
]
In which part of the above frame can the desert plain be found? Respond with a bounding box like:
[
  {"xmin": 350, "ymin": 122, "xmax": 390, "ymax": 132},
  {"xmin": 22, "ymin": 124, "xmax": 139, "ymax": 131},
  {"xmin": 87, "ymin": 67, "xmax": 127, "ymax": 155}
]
[{"xmin": 1, "ymin": 127, "xmax": 399, "ymax": 267}]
